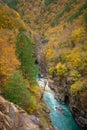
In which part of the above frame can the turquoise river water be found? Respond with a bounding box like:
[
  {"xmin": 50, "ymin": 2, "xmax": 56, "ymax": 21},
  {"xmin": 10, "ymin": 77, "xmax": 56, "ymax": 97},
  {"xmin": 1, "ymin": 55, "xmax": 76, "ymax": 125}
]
[{"xmin": 37, "ymin": 78, "xmax": 86, "ymax": 130}]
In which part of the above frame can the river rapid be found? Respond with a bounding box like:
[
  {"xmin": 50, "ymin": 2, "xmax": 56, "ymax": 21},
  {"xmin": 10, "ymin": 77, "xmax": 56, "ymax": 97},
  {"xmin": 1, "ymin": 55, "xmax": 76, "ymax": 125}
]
[{"xmin": 37, "ymin": 78, "xmax": 87, "ymax": 130}]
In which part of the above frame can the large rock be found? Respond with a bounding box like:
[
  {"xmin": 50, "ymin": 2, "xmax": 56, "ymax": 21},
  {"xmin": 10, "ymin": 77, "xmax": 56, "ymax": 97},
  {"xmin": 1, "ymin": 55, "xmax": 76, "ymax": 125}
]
[
  {"xmin": 0, "ymin": 96, "xmax": 40, "ymax": 130},
  {"xmin": 70, "ymin": 99, "xmax": 87, "ymax": 128}
]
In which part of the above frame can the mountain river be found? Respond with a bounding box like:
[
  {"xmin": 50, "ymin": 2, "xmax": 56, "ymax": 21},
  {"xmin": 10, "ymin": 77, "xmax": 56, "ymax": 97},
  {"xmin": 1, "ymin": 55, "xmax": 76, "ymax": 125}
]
[{"xmin": 37, "ymin": 77, "xmax": 87, "ymax": 130}]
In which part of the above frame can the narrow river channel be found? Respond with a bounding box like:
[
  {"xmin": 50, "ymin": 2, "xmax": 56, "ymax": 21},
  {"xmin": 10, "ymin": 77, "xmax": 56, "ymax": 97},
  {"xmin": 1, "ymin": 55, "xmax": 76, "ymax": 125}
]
[{"xmin": 37, "ymin": 78, "xmax": 87, "ymax": 130}]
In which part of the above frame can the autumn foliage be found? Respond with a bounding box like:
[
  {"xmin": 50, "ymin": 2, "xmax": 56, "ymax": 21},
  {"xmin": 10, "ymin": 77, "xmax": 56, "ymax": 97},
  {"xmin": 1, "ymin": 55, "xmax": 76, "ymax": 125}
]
[
  {"xmin": 0, "ymin": 0, "xmax": 87, "ymax": 118},
  {"xmin": 0, "ymin": 38, "xmax": 20, "ymax": 83},
  {"xmin": 0, "ymin": 0, "xmax": 40, "ymax": 114}
]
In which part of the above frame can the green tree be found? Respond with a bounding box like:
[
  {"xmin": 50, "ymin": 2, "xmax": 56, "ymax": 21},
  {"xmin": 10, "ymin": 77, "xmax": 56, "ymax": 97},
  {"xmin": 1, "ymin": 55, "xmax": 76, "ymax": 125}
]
[
  {"xmin": 16, "ymin": 31, "xmax": 38, "ymax": 85},
  {"xmin": 4, "ymin": 71, "xmax": 37, "ymax": 113},
  {"xmin": 4, "ymin": 71, "xmax": 31, "ymax": 106}
]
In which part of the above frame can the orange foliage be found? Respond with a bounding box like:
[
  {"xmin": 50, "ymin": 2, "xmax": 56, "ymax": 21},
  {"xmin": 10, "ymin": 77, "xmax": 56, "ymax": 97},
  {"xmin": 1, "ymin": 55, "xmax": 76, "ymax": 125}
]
[{"xmin": 0, "ymin": 38, "xmax": 20, "ymax": 83}]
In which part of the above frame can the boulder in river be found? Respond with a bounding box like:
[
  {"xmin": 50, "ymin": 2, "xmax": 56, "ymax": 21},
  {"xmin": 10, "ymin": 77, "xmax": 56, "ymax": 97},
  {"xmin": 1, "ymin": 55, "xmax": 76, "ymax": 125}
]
[{"xmin": 55, "ymin": 106, "xmax": 64, "ymax": 111}]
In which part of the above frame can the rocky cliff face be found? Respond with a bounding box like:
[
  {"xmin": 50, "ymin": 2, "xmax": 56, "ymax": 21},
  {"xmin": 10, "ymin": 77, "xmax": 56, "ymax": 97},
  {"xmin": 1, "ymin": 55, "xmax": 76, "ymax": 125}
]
[
  {"xmin": 70, "ymin": 102, "xmax": 87, "ymax": 128},
  {"xmin": 49, "ymin": 77, "xmax": 69, "ymax": 104},
  {"xmin": 70, "ymin": 95, "xmax": 87, "ymax": 128},
  {"xmin": 49, "ymin": 78, "xmax": 87, "ymax": 128},
  {"xmin": 0, "ymin": 96, "xmax": 41, "ymax": 130}
]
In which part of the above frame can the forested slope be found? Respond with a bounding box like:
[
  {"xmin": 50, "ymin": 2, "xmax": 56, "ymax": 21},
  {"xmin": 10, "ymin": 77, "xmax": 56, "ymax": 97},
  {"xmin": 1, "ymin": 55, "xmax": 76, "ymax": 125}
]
[
  {"xmin": 36, "ymin": 0, "xmax": 87, "ymax": 127},
  {"xmin": 0, "ymin": 0, "xmax": 87, "ymax": 128},
  {"xmin": 0, "ymin": 1, "xmax": 55, "ymax": 130}
]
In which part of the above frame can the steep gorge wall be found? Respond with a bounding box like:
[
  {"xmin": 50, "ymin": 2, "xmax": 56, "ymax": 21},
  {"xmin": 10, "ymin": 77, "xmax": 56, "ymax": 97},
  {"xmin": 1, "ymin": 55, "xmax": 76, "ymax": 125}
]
[{"xmin": 32, "ymin": 0, "xmax": 87, "ymax": 128}]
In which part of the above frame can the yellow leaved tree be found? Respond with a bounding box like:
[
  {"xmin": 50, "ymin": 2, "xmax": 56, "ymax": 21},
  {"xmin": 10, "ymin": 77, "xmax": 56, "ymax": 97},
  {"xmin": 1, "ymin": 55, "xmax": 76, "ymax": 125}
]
[{"xmin": 0, "ymin": 38, "xmax": 20, "ymax": 83}]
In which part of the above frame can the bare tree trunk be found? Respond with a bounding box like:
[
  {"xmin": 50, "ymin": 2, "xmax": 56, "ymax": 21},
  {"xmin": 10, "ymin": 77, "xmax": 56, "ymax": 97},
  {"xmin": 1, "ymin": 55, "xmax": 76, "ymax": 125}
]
[{"xmin": 40, "ymin": 79, "xmax": 47, "ymax": 100}]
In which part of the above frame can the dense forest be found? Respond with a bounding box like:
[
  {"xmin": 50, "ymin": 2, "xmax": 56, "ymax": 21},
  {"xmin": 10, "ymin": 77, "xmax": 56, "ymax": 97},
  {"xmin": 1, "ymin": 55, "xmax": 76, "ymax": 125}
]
[
  {"xmin": 0, "ymin": 0, "xmax": 56, "ymax": 130},
  {"xmin": 0, "ymin": 0, "xmax": 87, "ymax": 129}
]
